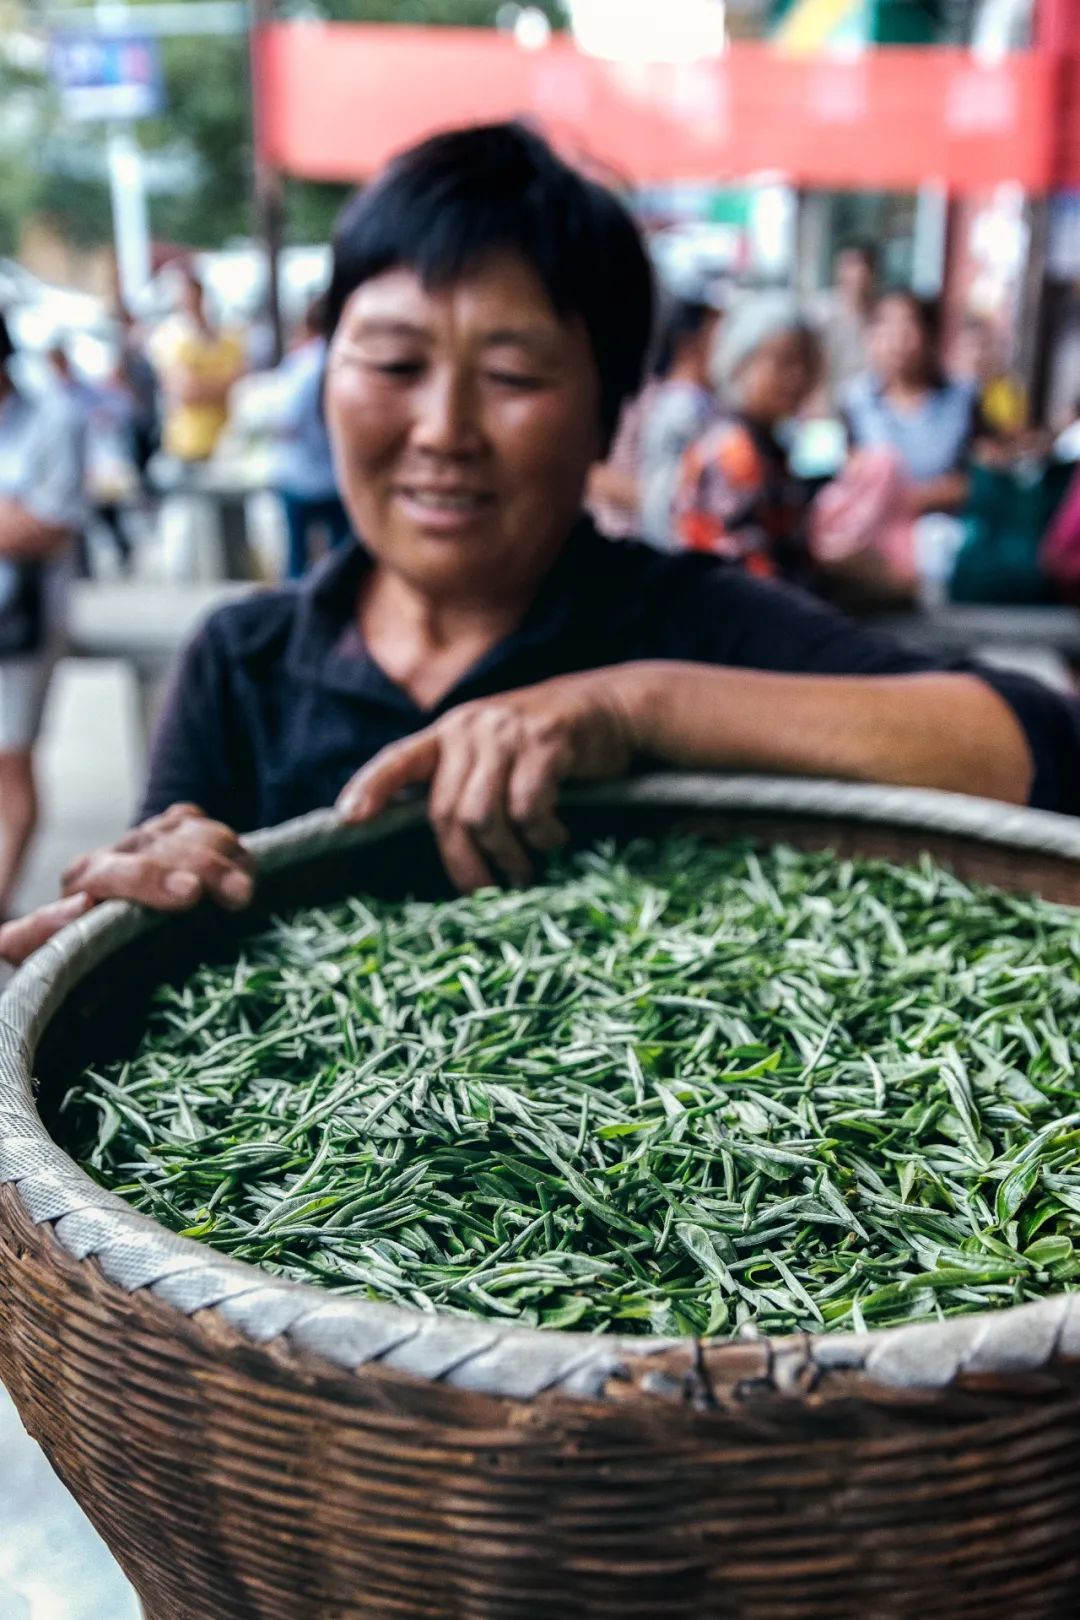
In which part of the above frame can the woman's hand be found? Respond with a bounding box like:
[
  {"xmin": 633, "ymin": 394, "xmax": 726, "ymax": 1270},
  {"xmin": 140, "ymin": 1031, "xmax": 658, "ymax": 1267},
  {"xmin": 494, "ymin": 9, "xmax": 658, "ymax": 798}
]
[
  {"xmin": 338, "ymin": 659, "xmax": 1035, "ymax": 895},
  {"xmin": 0, "ymin": 804, "xmax": 255, "ymax": 966},
  {"xmin": 337, "ymin": 671, "xmax": 641, "ymax": 892}
]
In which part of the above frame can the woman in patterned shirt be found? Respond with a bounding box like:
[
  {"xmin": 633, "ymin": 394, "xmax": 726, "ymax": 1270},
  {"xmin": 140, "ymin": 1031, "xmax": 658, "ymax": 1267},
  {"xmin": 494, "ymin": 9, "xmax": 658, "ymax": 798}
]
[{"xmin": 674, "ymin": 295, "xmax": 821, "ymax": 580}]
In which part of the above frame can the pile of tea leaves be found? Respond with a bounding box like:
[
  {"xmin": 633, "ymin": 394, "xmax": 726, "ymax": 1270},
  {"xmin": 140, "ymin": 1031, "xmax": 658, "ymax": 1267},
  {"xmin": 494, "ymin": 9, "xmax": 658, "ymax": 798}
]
[{"xmin": 61, "ymin": 840, "xmax": 1080, "ymax": 1338}]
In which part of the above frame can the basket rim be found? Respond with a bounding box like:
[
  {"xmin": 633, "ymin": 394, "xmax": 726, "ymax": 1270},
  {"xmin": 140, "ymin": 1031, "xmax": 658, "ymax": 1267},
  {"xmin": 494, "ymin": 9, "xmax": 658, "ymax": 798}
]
[{"xmin": 4, "ymin": 771, "xmax": 1080, "ymax": 1402}]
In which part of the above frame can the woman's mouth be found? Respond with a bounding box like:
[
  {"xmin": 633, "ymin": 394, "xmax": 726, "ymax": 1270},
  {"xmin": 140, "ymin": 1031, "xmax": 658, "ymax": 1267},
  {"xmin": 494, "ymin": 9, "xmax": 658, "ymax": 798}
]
[{"xmin": 395, "ymin": 485, "xmax": 496, "ymax": 531}]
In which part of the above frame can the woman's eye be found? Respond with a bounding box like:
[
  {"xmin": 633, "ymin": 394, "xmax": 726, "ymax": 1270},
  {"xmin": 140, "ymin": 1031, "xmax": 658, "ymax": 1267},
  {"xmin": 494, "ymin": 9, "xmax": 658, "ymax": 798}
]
[
  {"xmin": 370, "ymin": 359, "xmax": 424, "ymax": 379},
  {"xmin": 486, "ymin": 371, "xmax": 542, "ymax": 390}
]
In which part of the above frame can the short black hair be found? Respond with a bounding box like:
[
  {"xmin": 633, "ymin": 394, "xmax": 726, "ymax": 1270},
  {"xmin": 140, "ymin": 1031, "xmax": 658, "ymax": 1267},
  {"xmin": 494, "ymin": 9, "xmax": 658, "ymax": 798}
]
[
  {"xmin": 652, "ymin": 298, "xmax": 719, "ymax": 378},
  {"xmin": 874, "ymin": 287, "xmax": 941, "ymax": 343},
  {"xmin": 0, "ymin": 310, "xmax": 13, "ymax": 371},
  {"xmin": 325, "ymin": 122, "xmax": 655, "ymax": 449}
]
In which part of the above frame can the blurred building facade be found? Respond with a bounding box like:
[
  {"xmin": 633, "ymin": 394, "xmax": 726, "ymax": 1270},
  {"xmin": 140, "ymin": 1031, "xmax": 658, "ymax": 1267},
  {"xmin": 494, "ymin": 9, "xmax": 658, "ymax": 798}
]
[{"xmin": 249, "ymin": 0, "xmax": 1080, "ymax": 422}]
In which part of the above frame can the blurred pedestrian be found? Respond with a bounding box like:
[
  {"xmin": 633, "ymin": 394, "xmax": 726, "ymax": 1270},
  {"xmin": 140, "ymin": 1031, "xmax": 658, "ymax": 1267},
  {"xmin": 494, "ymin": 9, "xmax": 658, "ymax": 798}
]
[
  {"xmin": 114, "ymin": 306, "xmax": 161, "ymax": 482},
  {"xmin": 0, "ymin": 313, "xmax": 87, "ymax": 915},
  {"xmin": 814, "ymin": 239, "xmax": 878, "ymax": 398},
  {"xmin": 586, "ymin": 392, "xmax": 647, "ymax": 539},
  {"xmin": 673, "ymin": 294, "xmax": 821, "ymax": 579},
  {"xmin": 151, "ymin": 266, "xmax": 246, "ymax": 578},
  {"xmin": 951, "ymin": 314, "xmax": 1027, "ymax": 442},
  {"xmin": 269, "ymin": 296, "xmax": 350, "ymax": 578},
  {"xmin": 246, "ymin": 293, "xmax": 279, "ymax": 374},
  {"xmin": 841, "ymin": 291, "xmax": 978, "ymax": 516},
  {"xmin": 638, "ymin": 293, "xmax": 723, "ymax": 551},
  {"xmin": 86, "ymin": 311, "xmax": 160, "ymax": 575},
  {"xmin": 152, "ymin": 266, "xmax": 245, "ymax": 466}
]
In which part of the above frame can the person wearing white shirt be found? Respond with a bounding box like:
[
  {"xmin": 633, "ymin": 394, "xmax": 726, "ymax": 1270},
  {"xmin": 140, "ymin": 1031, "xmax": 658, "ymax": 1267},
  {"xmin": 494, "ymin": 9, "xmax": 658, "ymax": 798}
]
[{"xmin": 0, "ymin": 316, "xmax": 88, "ymax": 914}]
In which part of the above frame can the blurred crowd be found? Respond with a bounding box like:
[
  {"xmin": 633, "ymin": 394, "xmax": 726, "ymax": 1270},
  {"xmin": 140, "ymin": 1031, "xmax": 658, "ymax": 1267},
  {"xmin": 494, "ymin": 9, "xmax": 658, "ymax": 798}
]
[
  {"xmin": 590, "ymin": 239, "xmax": 1080, "ymax": 614},
  {"xmin": 8, "ymin": 241, "xmax": 1080, "ymax": 610}
]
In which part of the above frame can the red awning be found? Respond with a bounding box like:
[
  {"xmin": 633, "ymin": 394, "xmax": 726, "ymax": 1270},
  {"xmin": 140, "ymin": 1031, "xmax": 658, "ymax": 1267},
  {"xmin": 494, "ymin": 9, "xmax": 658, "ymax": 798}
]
[{"xmin": 255, "ymin": 24, "xmax": 1075, "ymax": 195}]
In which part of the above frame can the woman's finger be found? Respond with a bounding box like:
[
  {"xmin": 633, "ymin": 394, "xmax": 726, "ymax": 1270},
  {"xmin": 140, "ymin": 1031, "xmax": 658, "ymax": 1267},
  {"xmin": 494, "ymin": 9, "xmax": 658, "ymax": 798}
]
[
  {"xmin": 171, "ymin": 845, "xmax": 254, "ymax": 910},
  {"xmin": 338, "ymin": 730, "xmax": 441, "ymax": 821},
  {"xmin": 506, "ymin": 742, "xmax": 572, "ymax": 853},
  {"xmin": 520, "ymin": 810, "xmax": 570, "ymax": 854},
  {"xmin": 433, "ymin": 818, "xmax": 497, "ymax": 894},
  {"xmin": 455, "ymin": 746, "xmax": 534, "ymax": 888},
  {"xmin": 116, "ymin": 802, "xmax": 207, "ymax": 854},
  {"xmin": 172, "ymin": 819, "xmax": 256, "ymax": 876},
  {"xmin": 423, "ymin": 728, "xmax": 500, "ymax": 892},
  {"xmin": 0, "ymin": 892, "xmax": 94, "ymax": 966},
  {"xmin": 74, "ymin": 851, "xmax": 211, "ymax": 911}
]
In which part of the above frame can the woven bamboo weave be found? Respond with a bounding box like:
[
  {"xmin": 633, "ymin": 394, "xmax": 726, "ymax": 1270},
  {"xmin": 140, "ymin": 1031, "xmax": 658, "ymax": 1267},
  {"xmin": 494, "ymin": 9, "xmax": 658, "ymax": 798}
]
[{"xmin": 2, "ymin": 775, "xmax": 1080, "ymax": 1619}]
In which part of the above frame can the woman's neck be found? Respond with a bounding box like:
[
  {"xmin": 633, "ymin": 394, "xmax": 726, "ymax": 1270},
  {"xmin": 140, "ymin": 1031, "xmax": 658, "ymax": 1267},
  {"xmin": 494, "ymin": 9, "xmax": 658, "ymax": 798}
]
[
  {"xmin": 668, "ymin": 355, "xmax": 708, "ymax": 389},
  {"xmin": 738, "ymin": 405, "xmax": 780, "ymax": 434},
  {"xmin": 357, "ymin": 567, "xmax": 531, "ymax": 711},
  {"xmin": 884, "ymin": 367, "xmax": 934, "ymax": 406}
]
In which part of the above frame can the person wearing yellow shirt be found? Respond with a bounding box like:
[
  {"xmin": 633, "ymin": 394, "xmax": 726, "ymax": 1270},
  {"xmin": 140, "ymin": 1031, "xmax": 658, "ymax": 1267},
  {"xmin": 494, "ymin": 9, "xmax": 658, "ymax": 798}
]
[{"xmin": 152, "ymin": 266, "xmax": 245, "ymax": 464}]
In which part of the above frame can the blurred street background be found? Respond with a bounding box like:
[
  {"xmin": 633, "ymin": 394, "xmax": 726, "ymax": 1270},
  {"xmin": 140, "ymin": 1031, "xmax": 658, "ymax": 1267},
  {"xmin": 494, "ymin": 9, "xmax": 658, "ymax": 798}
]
[{"xmin": 4, "ymin": 0, "xmax": 1080, "ymax": 1613}]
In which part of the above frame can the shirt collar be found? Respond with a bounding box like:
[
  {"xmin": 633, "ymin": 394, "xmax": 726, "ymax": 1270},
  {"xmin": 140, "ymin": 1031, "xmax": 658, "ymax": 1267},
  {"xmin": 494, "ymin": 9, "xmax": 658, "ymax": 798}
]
[{"xmin": 284, "ymin": 514, "xmax": 604, "ymax": 713}]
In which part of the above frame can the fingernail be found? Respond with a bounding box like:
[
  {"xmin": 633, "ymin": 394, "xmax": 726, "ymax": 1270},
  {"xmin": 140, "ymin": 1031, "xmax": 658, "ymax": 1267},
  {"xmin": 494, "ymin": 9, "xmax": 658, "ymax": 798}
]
[
  {"xmin": 222, "ymin": 869, "xmax": 253, "ymax": 905},
  {"xmin": 165, "ymin": 870, "xmax": 200, "ymax": 901}
]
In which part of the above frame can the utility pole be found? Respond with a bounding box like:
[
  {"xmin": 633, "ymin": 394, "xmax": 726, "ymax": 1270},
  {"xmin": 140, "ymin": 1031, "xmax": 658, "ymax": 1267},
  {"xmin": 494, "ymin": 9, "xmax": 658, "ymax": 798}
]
[
  {"xmin": 249, "ymin": 0, "xmax": 284, "ymax": 364},
  {"xmin": 105, "ymin": 122, "xmax": 151, "ymax": 306}
]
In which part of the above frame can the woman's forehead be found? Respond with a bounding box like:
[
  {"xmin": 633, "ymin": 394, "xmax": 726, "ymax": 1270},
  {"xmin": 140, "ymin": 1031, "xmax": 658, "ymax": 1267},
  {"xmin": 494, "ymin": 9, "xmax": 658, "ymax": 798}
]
[
  {"xmin": 757, "ymin": 328, "xmax": 811, "ymax": 360},
  {"xmin": 338, "ymin": 259, "xmax": 574, "ymax": 347},
  {"xmin": 874, "ymin": 298, "xmax": 919, "ymax": 327}
]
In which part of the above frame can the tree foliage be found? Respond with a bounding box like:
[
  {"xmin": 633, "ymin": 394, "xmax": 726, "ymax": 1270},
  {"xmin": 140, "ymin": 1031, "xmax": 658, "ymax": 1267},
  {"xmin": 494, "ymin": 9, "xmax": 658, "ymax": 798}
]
[{"xmin": 3, "ymin": 0, "xmax": 566, "ymax": 254}]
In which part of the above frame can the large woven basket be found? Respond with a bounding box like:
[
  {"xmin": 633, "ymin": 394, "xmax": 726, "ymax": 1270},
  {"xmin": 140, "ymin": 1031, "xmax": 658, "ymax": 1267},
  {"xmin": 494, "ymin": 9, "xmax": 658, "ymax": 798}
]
[{"xmin": 4, "ymin": 774, "xmax": 1080, "ymax": 1620}]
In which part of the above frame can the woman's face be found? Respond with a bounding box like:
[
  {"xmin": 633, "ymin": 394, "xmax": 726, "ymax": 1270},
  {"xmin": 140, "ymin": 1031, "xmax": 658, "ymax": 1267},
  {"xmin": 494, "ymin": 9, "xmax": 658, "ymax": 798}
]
[
  {"xmin": 869, "ymin": 297, "xmax": 930, "ymax": 387},
  {"xmin": 736, "ymin": 330, "xmax": 817, "ymax": 425},
  {"xmin": 324, "ymin": 256, "xmax": 604, "ymax": 605}
]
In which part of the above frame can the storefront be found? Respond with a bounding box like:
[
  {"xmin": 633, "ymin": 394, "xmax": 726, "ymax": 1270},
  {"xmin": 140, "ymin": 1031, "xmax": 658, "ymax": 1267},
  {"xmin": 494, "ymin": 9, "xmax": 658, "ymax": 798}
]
[{"xmin": 252, "ymin": 1, "xmax": 1080, "ymax": 414}]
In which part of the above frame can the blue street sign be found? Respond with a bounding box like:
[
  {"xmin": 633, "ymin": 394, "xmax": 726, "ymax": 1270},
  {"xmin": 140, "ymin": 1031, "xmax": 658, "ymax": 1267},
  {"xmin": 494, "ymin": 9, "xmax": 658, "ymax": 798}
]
[{"xmin": 49, "ymin": 34, "xmax": 166, "ymax": 122}]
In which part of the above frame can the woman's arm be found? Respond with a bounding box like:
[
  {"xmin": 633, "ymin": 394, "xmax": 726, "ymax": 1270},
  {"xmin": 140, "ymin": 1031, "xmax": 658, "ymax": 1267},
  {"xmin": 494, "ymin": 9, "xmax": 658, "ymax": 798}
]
[
  {"xmin": 616, "ymin": 661, "xmax": 1031, "ymax": 803},
  {"xmin": 0, "ymin": 500, "xmax": 70, "ymax": 559},
  {"xmin": 902, "ymin": 471, "xmax": 969, "ymax": 516},
  {"xmin": 338, "ymin": 660, "xmax": 1033, "ymax": 892},
  {"xmin": 0, "ymin": 656, "xmax": 1041, "ymax": 959},
  {"xmin": 587, "ymin": 462, "xmax": 640, "ymax": 517}
]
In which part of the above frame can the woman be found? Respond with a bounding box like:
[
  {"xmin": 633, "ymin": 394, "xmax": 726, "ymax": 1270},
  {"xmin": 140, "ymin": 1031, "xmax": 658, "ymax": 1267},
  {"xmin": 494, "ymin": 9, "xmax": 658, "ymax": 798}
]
[
  {"xmin": 842, "ymin": 290, "xmax": 980, "ymax": 515},
  {"xmin": 673, "ymin": 296, "xmax": 821, "ymax": 580},
  {"xmin": 638, "ymin": 292, "xmax": 722, "ymax": 551},
  {"xmin": 3, "ymin": 124, "xmax": 1077, "ymax": 962}
]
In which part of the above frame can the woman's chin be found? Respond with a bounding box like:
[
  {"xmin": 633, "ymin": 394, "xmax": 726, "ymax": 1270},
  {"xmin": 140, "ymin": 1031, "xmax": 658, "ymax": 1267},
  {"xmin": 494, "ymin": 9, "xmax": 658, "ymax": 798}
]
[{"xmin": 390, "ymin": 531, "xmax": 507, "ymax": 595}]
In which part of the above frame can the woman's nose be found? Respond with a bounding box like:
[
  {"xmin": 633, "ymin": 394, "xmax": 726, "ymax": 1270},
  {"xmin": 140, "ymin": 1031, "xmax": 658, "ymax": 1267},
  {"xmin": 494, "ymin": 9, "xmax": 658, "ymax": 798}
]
[{"xmin": 412, "ymin": 367, "xmax": 483, "ymax": 456}]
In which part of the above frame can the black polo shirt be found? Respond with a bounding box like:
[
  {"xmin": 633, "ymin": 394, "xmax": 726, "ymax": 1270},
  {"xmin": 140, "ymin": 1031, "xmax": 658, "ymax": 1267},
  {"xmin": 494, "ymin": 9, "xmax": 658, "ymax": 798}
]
[{"xmin": 141, "ymin": 521, "xmax": 1080, "ymax": 831}]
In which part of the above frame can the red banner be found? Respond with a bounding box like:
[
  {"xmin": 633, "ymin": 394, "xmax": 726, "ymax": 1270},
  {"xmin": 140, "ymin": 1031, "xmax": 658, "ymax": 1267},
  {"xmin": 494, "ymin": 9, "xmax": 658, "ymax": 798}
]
[{"xmin": 254, "ymin": 25, "xmax": 1074, "ymax": 195}]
